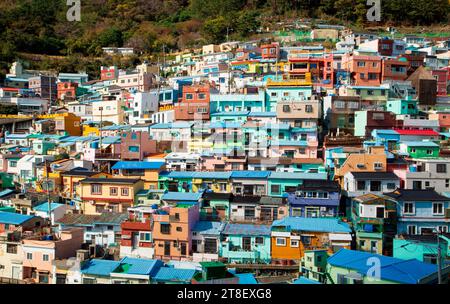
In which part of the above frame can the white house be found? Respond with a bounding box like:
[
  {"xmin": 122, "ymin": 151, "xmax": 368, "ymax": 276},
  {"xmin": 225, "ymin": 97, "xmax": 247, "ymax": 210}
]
[{"xmin": 343, "ymin": 171, "xmax": 400, "ymax": 198}]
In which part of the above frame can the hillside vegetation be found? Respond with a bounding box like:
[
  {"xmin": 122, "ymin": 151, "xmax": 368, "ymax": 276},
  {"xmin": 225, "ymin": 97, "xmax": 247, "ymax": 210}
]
[{"xmin": 0, "ymin": 0, "xmax": 449, "ymax": 77}]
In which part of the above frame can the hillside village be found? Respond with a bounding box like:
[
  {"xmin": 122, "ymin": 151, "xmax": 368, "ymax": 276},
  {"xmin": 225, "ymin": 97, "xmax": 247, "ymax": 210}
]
[{"xmin": 0, "ymin": 24, "xmax": 450, "ymax": 285}]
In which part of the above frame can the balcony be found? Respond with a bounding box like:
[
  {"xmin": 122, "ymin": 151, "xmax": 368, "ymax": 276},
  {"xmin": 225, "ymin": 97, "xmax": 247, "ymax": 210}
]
[
  {"xmin": 121, "ymin": 220, "xmax": 151, "ymax": 231},
  {"xmin": 95, "ymin": 153, "xmax": 121, "ymax": 160}
]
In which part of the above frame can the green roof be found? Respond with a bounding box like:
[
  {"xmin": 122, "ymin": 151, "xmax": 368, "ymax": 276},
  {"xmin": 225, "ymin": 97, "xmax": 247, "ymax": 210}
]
[{"xmin": 199, "ymin": 261, "xmax": 225, "ymax": 268}]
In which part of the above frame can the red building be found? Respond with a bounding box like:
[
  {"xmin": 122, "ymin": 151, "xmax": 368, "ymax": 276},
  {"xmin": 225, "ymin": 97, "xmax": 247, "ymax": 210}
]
[
  {"xmin": 101, "ymin": 66, "xmax": 118, "ymax": 81},
  {"xmin": 287, "ymin": 54, "xmax": 334, "ymax": 88},
  {"xmin": 174, "ymin": 84, "xmax": 211, "ymax": 121},
  {"xmin": 399, "ymin": 52, "xmax": 426, "ymax": 76},
  {"xmin": 260, "ymin": 43, "xmax": 280, "ymax": 60},
  {"xmin": 119, "ymin": 217, "xmax": 153, "ymax": 259},
  {"xmin": 381, "ymin": 58, "xmax": 410, "ymax": 82},
  {"xmin": 342, "ymin": 54, "xmax": 382, "ymax": 86},
  {"xmin": 57, "ymin": 82, "xmax": 78, "ymax": 101},
  {"xmin": 432, "ymin": 68, "xmax": 450, "ymax": 96}
]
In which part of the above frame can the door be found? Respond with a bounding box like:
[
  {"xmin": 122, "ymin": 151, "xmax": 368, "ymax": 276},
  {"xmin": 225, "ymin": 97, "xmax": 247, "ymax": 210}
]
[
  {"xmin": 180, "ymin": 242, "xmax": 187, "ymax": 256},
  {"xmin": 376, "ymin": 207, "xmax": 385, "ymax": 219},
  {"xmin": 164, "ymin": 241, "xmax": 171, "ymax": 256},
  {"xmin": 242, "ymin": 237, "xmax": 251, "ymax": 251},
  {"xmin": 12, "ymin": 266, "xmax": 21, "ymax": 280}
]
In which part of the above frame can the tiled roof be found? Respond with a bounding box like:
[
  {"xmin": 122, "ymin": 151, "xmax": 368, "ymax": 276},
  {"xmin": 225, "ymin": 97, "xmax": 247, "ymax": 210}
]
[
  {"xmin": 384, "ymin": 189, "xmax": 449, "ymax": 201},
  {"xmin": 56, "ymin": 213, "xmax": 127, "ymax": 226},
  {"xmin": 272, "ymin": 217, "xmax": 352, "ymax": 233},
  {"xmin": 223, "ymin": 223, "xmax": 271, "ymax": 236},
  {"xmin": 327, "ymin": 249, "xmax": 439, "ymax": 284}
]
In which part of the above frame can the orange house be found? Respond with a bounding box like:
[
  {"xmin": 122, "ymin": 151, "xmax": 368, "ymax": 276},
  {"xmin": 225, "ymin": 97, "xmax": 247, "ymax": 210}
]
[
  {"xmin": 152, "ymin": 203, "xmax": 200, "ymax": 261},
  {"xmin": 271, "ymin": 217, "xmax": 352, "ymax": 262}
]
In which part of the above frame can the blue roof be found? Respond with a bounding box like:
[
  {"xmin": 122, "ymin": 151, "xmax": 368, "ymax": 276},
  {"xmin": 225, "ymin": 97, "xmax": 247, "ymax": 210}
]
[
  {"xmin": 269, "ymin": 172, "xmax": 327, "ymax": 180},
  {"xmin": 374, "ymin": 129, "xmax": 399, "ymax": 135},
  {"xmin": 236, "ymin": 273, "xmax": 258, "ymax": 284},
  {"xmin": 192, "ymin": 221, "xmax": 225, "ymax": 235},
  {"xmin": 162, "ymin": 192, "xmax": 202, "ymax": 201},
  {"xmin": 223, "ymin": 223, "xmax": 271, "ymax": 236},
  {"xmin": 167, "ymin": 171, "xmax": 232, "ymax": 179},
  {"xmin": 231, "ymin": 171, "xmax": 271, "ymax": 179},
  {"xmin": 153, "ymin": 267, "xmax": 196, "ymax": 282},
  {"xmin": 248, "ymin": 112, "xmax": 276, "ymax": 117},
  {"xmin": 0, "ymin": 189, "xmax": 15, "ymax": 198},
  {"xmin": 0, "ymin": 211, "xmax": 34, "ymax": 225},
  {"xmin": 33, "ymin": 202, "xmax": 64, "ymax": 212},
  {"xmin": 293, "ymin": 277, "xmax": 322, "ymax": 284},
  {"xmin": 328, "ymin": 249, "xmax": 440, "ymax": 284},
  {"xmin": 270, "ymin": 140, "xmax": 308, "ymax": 147},
  {"xmin": 272, "ymin": 217, "xmax": 352, "ymax": 233},
  {"xmin": 117, "ymin": 257, "xmax": 162, "ymax": 276},
  {"xmin": 81, "ymin": 259, "xmax": 121, "ymax": 276},
  {"xmin": 112, "ymin": 161, "xmax": 165, "ymax": 170}
]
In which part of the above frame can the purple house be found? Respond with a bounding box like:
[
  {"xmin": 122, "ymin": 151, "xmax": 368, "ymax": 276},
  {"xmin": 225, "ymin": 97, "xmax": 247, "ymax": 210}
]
[{"xmin": 287, "ymin": 179, "xmax": 341, "ymax": 218}]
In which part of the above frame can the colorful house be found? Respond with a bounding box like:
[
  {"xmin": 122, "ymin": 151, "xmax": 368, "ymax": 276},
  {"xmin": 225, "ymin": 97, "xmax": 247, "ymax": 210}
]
[
  {"xmin": 220, "ymin": 223, "xmax": 271, "ymax": 264},
  {"xmin": 111, "ymin": 161, "xmax": 165, "ymax": 189},
  {"xmin": 326, "ymin": 249, "xmax": 449, "ymax": 284},
  {"xmin": 398, "ymin": 141, "xmax": 440, "ymax": 158},
  {"xmin": 271, "ymin": 217, "xmax": 352, "ymax": 262}
]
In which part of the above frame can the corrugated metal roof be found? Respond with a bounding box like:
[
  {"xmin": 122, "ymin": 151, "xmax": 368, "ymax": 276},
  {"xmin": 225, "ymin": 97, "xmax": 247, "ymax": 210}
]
[
  {"xmin": 230, "ymin": 171, "xmax": 270, "ymax": 179},
  {"xmin": 161, "ymin": 192, "xmax": 202, "ymax": 201},
  {"xmin": 0, "ymin": 211, "xmax": 34, "ymax": 225},
  {"xmin": 80, "ymin": 259, "xmax": 121, "ymax": 276},
  {"xmin": 33, "ymin": 202, "xmax": 65, "ymax": 212},
  {"xmin": 117, "ymin": 257, "xmax": 162, "ymax": 276},
  {"xmin": 293, "ymin": 277, "xmax": 321, "ymax": 284},
  {"xmin": 112, "ymin": 161, "xmax": 165, "ymax": 170},
  {"xmin": 272, "ymin": 217, "xmax": 352, "ymax": 233},
  {"xmin": 192, "ymin": 221, "xmax": 225, "ymax": 235},
  {"xmin": 236, "ymin": 273, "xmax": 258, "ymax": 284},
  {"xmin": 269, "ymin": 172, "xmax": 327, "ymax": 180},
  {"xmin": 0, "ymin": 189, "xmax": 15, "ymax": 198},
  {"xmin": 223, "ymin": 223, "xmax": 271, "ymax": 236},
  {"xmin": 327, "ymin": 249, "xmax": 439, "ymax": 284},
  {"xmin": 153, "ymin": 267, "xmax": 196, "ymax": 282}
]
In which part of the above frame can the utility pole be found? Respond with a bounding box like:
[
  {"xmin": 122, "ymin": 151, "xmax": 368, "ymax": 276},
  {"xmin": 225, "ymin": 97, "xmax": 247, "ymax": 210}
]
[{"xmin": 45, "ymin": 159, "xmax": 52, "ymax": 226}]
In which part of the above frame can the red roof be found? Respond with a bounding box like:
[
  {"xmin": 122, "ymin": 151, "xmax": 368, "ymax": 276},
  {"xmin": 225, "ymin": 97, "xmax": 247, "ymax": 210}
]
[
  {"xmin": 0, "ymin": 87, "xmax": 19, "ymax": 92},
  {"xmin": 394, "ymin": 129, "xmax": 439, "ymax": 136}
]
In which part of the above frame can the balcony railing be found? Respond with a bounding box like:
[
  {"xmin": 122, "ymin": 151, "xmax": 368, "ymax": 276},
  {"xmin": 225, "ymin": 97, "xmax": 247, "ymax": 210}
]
[{"xmin": 95, "ymin": 153, "xmax": 121, "ymax": 159}]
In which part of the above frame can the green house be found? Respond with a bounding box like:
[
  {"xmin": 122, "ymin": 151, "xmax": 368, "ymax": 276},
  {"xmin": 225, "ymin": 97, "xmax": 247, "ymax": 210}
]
[
  {"xmin": 398, "ymin": 141, "xmax": 440, "ymax": 158},
  {"xmin": 386, "ymin": 99, "xmax": 418, "ymax": 115}
]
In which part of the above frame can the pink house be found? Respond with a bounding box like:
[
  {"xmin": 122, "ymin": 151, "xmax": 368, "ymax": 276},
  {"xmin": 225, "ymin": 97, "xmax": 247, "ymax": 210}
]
[
  {"xmin": 201, "ymin": 154, "xmax": 247, "ymax": 172},
  {"xmin": 22, "ymin": 228, "xmax": 84, "ymax": 284},
  {"xmin": 268, "ymin": 141, "xmax": 318, "ymax": 159}
]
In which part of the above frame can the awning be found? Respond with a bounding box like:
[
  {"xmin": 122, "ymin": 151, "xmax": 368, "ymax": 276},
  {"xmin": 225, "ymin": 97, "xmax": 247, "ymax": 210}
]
[{"xmin": 329, "ymin": 233, "xmax": 352, "ymax": 241}]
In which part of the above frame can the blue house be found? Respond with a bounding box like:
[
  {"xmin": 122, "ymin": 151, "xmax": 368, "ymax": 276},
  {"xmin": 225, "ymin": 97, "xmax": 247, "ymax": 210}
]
[
  {"xmin": 287, "ymin": 179, "xmax": 341, "ymax": 217},
  {"xmin": 220, "ymin": 223, "xmax": 271, "ymax": 264},
  {"xmin": 327, "ymin": 249, "xmax": 449, "ymax": 284},
  {"xmin": 385, "ymin": 189, "xmax": 449, "ymax": 236}
]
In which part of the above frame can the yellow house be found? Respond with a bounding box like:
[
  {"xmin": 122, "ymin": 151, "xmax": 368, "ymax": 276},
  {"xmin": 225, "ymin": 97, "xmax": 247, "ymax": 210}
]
[
  {"xmin": 61, "ymin": 169, "xmax": 112, "ymax": 200},
  {"xmin": 111, "ymin": 161, "xmax": 165, "ymax": 189},
  {"xmin": 79, "ymin": 177, "xmax": 144, "ymax": 215}
]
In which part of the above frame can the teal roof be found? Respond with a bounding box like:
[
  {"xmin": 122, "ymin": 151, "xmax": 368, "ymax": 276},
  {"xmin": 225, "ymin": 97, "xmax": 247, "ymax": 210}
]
[
  {"xmin": 116, "ymin": 257, "xmax": 163, "ymax": 276},
  {"xmin": 33, "ymin": 202, "xmax": 64, "ymax": 212},
  {"xmin": 112, "ymin": 161, "xmax": 165, "ymax": 170},
  {"xmin": 153, "ymin": 267, "xmax": 196, "ymax": 282},
  {"xmin": 0, "ymin": 211, "xmax": 34, "ymax": 225},
  {"xmin": 270, "ymin": 140, "xmax": 308, "ymax": 146},
  {"xmin": 401, "ymin": 141, "xmax": 439, "ymax": 147},
  {"xmin": 81, "ymin": 259, "xmax": 121, "ymax": 276},
  {"xmin": 272, "ymin": 217, "xmax": 352, "ymax": 233},
  {"xmin": 161, "ymin": 192, "xmax": 202, "ymax": 201},
  {"xmin": 293, "ymin": 277, "xmax": 321, "ymax": 284}
]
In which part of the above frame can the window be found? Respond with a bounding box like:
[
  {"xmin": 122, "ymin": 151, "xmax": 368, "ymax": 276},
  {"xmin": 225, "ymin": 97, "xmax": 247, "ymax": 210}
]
[
  {"xmin": 359, "ymin": 240, "xmax": 366, "ymax": 248},
  {"xmin": 27, "ymin": 253, "xmax": 33, "ymax": 260},
  {"xmin": 407, "ymin": 225, "xmax": 417, "ymax": 235},
  {"xmin": 387, "ymin": 182, "xmax": 396, "ymax": 190},
  {"xmin": 436, "ymin": 164, "xmax": 447, "ymax": 173},
  {"xmin": 110, "ymin": 187, "xmax": 118, "ymax": 196},
  {"xmin": 118, "ymin": 188, "xmax": 128, "ymax": 196},
  {"xmin": 276, "ymin": 237, "xmax": 286, "ymax": 246},
  {"xmin": 426, "ymin": 149, "xmax": 434, "ymax": 155},
  {"xmin": 357, "ymin": 61, "xmax": 366, "ymax": 67},
  {"xmin": 160, "ymin": 224, "xmax": 170, "ymax": 234},
  {"xmin": 290, "ymin": 239, "xmax": 299, "ymax": 248},
  {"xmin": 373, "ymin": 162, "xmax": 383, "ymax": 170},
  {"xmin": 403, "ymin": 202, "xmax": 414, "ymax": 215},
  {"xmin": 367, "ymin": 90, "xmax": 374, "ymax": 96},
  {"xmin": 446, "ymin": 179, "xmax": 449, "ymax": 188},
  {"xmin": 140, "ymin": 232, "xmax": 151, "ymax": 242},
  {"xmin": 271, "ymin": 184, "xmax": 281, "ymax": 195},
  {"xmin": 282, "ymin": 105, "xmax": 290, "ymax": 112},
  {"xmin": 271, "ymin": 92, "xmax": 277, "ymax": 97},
  {"xmin": 305, "ymin": 105, "xmax": 313, "ymax": 113},
  {"xmin": 432, "ymin": 203, "xmax": 444, "ymax": 215},
  {"xmin": 357, "ymin": 181, "xmax": 366, "ymax": 191},
  {"xmin": 185, "ymin": 93, "xmax": 193, "ymax": 100},
  {"xmin": 437, "ymin": 226, "xmax": 448, "ymax": 233},
  {"xmin": 198, "ymin": 93, "xmax": 206, "ymax": 99},
  {"xmin": 255, "ymin": 237, "xmax": 264, "ymax": 245},
  {"xmin": 91, "ymin": 184, "xmax": 102, "ymax": 195},
  {"xmin": 129, "ymin": 146, "xmax": 139, "ymax": 152},
  {"xmin": 43, "ymin": 254, "xmax": 49, "ymax": 261},
  {"xmin": 176, "ymin": 227, "xmax": 182, "ymax": 232}
]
